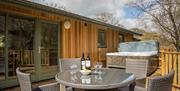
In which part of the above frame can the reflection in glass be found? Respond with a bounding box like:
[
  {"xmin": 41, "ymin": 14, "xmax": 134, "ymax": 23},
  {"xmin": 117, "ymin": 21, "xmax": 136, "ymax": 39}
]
[
  {"xmin": 41, "ymin": 22, "xmax": 58, "ymax": 73},
  {"xmin": 0, "ymin": 15, "xmax": 5, "ymax": 80},
  {"xmin": 70, "ymin": 70, "xmax": 77, "ymax": 82},
  {"xmin": 80, "ymin": 75, "xmax": 91, "ymax": 84},
  {"xmin": 8, "ymin": 16, "xmax": 35, "ymax": 77}
]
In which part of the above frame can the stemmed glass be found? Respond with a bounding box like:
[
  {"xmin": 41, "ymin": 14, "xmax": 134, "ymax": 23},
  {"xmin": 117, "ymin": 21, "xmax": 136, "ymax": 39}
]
[
  {"xmin": 94, "ymin": 61, "xmax": 103, "ymax": 74},
  {"xmin": 97, "ymin": 62, "xmax": 103, "ymax": 74}
]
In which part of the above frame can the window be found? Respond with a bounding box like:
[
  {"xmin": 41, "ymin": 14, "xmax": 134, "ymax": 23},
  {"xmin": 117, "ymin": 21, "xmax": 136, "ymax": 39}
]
[
  {"xmin": 118, "ymin": 33, "xmax": 124, "ymax": 43},
  {"xmin": 0, "ymin": 13, "xmax": 60, "ymax": 87},
  {"xmin": 98, "ymin": 30, "xmax": 106, "ymax": 48},
  {"xmin": 40, "ymin": 22, "xmax": 58, "ymax": 74},
  {"xmin": 8, "ymin": 16, "xmax": 35, "ymax": 77},
  {"xmin": 0, "ymin": 14, "xmax": 5, "ymax": 80}
]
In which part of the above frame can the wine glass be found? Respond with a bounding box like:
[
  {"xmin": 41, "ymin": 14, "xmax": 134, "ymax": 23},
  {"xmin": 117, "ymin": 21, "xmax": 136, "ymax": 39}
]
[
  {"xmin": 93, "ymin": 63, "xmax": 98, "ymax": 74},
  {"xmin": 94, "ymin": 61, "xmax": 103, "ymax": 74},
  {"xmin": 97, "ymin": 62, "xmax": 103, "ymax": 74},
  {"xmin": 97, "ymin": 62, "xmax": 103, "ymax": 69}
]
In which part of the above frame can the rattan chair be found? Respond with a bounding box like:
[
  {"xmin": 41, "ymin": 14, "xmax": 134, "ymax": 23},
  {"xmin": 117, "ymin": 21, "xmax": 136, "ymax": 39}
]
[
  {"xmin": 147, "ymin": 70, "xmax": 174, "ymax": 91},
  {"xmin": 135, "ymin": 70, "xmax": 174, "ymax": 91},
  {"xmin": 59, "ymin": 58, "xmax": 81, "ymax": 91},
  {"xmin": 59, "ymin": 58, "xmax": 81, "ymax": 72},
  {"xmin": 16, "ymin": 67, "xmax": 60, "ymax": 91}
]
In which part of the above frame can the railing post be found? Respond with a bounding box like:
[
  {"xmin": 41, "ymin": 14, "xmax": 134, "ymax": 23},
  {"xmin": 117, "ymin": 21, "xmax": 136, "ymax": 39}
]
[
  {"xmin": 160, "ymin": 49, "xmax": 180, "ymax": 89},
  {"xmin": 177, "ymin": 54, "xmax": 180, "ymax": 85},
  {"xmin": 161, "ymin": 51, "xmax": 165, "ymax": 75}
]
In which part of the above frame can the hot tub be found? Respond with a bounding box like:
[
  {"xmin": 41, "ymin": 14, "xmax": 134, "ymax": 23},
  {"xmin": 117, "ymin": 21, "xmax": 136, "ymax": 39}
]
[{"xmin": 106, "ymin": 40, "xmax": 159, "ymax": 79}]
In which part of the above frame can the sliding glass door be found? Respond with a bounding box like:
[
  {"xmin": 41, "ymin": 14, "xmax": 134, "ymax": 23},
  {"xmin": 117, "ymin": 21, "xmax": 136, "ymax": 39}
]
[
  {"xmin": 0, "ymin": 14, "xmax": 5, "ymax": 81},
  {"xmin": 8, "ymin": 16, "xmax": 36, "ymax": 78},
  {"xmin": 39, "ymin": 21, "xmax": 59, "ymax": 79},
  {"xmin": 0, "ymin": 13, "xmax": 60, "ymax": 89}
]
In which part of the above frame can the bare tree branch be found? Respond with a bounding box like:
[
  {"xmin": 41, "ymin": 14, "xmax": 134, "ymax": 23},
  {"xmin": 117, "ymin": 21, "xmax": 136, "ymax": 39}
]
[{"xmin": 129, "ymin": 0, "xmax": 180, "ymax": 51}]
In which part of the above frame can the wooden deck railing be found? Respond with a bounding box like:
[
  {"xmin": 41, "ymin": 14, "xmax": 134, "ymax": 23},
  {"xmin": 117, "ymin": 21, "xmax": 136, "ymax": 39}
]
[
  {"xmin": 40, "ymin": 49, "xmax": 50, "ymax": 66},
  {"xmin": 160, "ymin": 50, "xmax": 180, "ymax": 90},
  {"xmin": 9, "ymin": 49, "xmax": 49, "ymax": 66}
]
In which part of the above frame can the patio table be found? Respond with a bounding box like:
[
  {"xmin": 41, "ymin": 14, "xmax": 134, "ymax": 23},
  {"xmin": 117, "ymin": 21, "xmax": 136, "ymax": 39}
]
[{"xmin": 55, "ymin": 68, "xmax": 136, "ymax": 91}]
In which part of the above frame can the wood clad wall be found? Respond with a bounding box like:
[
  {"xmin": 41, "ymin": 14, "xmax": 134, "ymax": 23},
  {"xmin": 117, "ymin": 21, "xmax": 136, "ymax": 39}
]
[
  {"xmin": 61, "ymin": 19, "xmax": 128, "ymax": 66},
  {"xmin": 124, "ymin": 33, "xmax": 134, "ymax": 42},
  {"xmin": 0, "ymin": 2, "xmax": 134, "ymax": 66}
]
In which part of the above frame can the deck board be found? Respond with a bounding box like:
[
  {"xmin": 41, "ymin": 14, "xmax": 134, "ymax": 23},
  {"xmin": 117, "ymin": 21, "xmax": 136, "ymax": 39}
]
[{"xmin": 2, "ymin": 68, "xmax": 180, "ymax": 91}]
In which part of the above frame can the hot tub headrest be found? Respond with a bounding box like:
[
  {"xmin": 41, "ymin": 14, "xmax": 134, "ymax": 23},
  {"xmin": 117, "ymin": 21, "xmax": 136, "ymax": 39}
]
[{"xmin": 119, "ymin": 40, "xmax": 159, "ymax": 53}]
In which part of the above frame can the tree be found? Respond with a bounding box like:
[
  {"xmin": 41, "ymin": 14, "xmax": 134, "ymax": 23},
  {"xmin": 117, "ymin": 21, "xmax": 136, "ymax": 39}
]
[
  {"xmin": 29, "ymin": 0, "xmax": 68, "ymax": 11},
  {"xmin": 95, "ymin": 12, "xmax": 124, "ymax": 27},
  {"xmin": 129, "ymin": 0, "xmax": 180, "ymax": 51}
]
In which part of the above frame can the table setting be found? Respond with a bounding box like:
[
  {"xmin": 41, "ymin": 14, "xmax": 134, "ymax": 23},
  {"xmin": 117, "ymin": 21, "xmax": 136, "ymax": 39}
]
[{"xmin": 55, "ymin": 64, "xmax": 135, "ymax": 90}]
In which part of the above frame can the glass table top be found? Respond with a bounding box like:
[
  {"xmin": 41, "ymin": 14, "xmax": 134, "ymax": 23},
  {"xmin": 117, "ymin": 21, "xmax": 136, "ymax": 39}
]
[{"xmin": 55, "ymin": 68, "xmax": 135, "ymax": 90}]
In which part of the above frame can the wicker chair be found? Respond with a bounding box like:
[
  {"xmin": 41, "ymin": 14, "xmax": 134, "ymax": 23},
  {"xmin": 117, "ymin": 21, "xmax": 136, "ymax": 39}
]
[
  {"xmin": 59, "ymin": 58, "xmax": 81, "ymax": 72},
  {"xmin": 147, "ymin": 70, "xmax": 174, "ymax": 91},
  {"xmin": 59, "ymin": 58, "xmax": 81, "ymax": 91},
  {"xmin": 135, "ymin": 70, "xmax": 174, "ymax": 91},
  {"xmin": 16, "ymin": 67, "xmax": 60, "ymax": 91}
]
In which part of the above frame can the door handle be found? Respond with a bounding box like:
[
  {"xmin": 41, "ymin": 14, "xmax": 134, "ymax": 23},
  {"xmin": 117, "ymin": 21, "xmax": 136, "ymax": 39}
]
[{"xmin": 38, "ymin": 46, "xmax": 41, "ymax": 54}]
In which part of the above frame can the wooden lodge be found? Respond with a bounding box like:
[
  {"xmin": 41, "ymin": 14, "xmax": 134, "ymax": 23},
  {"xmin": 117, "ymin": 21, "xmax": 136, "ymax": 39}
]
[{"xmin": 0, "ymin": 0, "xmax": 141, "ymax": 89}]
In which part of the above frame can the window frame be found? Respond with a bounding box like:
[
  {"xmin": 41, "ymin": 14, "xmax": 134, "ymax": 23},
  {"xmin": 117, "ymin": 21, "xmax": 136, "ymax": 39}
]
[
  {"xmin": 0, "ymin": 13, "xmax": 6, "ymax": 81},
  {"xmin": 98, "ymin": 29, "xmax": 107, "ymax": 48},
  {"xmin": 118, "ymin": 33, "xmax": 125, "ymax": 43}
]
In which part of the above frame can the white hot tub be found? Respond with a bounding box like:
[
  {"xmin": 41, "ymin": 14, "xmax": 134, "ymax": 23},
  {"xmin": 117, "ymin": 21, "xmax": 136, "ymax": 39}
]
[{"xmin": 106, "ymin": 40, "xmax": 159, "ymax": 79}]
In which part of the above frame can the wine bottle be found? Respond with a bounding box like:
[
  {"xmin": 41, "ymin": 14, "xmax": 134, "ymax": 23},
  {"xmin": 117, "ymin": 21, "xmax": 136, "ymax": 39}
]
[
  {"xmin": 81, "ymin": 52, "xmax": 86, "ymax": 70},
  {"xmin": 86, "ymin": 53, "xmax": 91, "ymax": 70}
]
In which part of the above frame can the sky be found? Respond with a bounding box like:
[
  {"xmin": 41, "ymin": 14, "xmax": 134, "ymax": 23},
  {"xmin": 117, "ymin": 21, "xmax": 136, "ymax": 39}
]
[{"xmin": 30, "ymin": 0, "xmax": 153, "ymax": 30}]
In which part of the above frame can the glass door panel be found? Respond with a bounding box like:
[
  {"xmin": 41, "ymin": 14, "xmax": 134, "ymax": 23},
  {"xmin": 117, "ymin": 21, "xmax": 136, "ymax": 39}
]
[
  {"xmin": 8, "ymin": 16, "xmax": 35, "ymax": 77},
  {"xmin": 40, "ymin": 22, "xmax": 58, "ymax": 74},
  {"xmin": 0, "ymin": 15, "xmax": 5, "ymax": 80}
]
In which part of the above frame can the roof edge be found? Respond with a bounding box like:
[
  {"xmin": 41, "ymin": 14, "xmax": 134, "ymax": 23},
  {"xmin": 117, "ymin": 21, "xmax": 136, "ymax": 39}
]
[{"xmin": 2, "ymin": 0, "xmax": 142, "ymax": 36}]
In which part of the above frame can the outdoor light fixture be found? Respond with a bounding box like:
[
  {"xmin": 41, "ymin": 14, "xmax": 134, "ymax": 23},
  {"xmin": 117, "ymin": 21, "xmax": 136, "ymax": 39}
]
[{"xmin": 64, "ymin": 20, "xmax": 71, "ymax": 29}]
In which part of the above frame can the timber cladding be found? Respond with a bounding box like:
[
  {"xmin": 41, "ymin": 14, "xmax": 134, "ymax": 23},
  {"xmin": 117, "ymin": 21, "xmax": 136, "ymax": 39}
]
[{"xmin": 0, "ymin": 1, "xmax": 134, "ymax": 66}]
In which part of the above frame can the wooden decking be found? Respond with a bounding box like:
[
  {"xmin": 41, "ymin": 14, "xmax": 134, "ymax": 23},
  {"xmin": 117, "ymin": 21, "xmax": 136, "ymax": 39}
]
[
  {"xmin": 1, "ymin": 79, "xmax": 56, "ymax": 91},
  {"xmin": 160, "ymin": 49, "xmax": 180, "ymax": 91},
  {"xmin": 1, "ymin": 68, "xmax": 180, "ymax": 91},
  {"xmin": 1, "ymin": 78, "xmax": 144, "ymax": 91}
]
